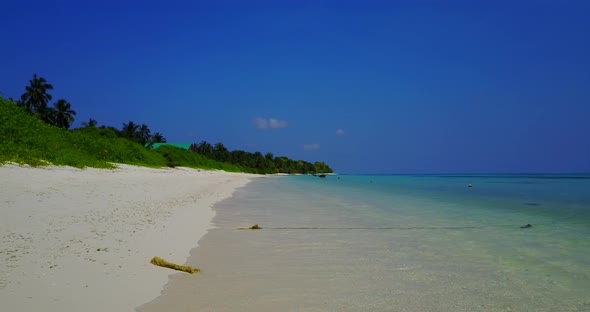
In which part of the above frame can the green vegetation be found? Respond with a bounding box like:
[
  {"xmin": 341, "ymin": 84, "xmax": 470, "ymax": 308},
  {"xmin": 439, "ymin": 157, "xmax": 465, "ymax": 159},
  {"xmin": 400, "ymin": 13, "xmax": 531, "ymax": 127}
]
[
  {"xmin": 20, "ymin": 73, "xmax": 53, "ymax": 114},
  {"xmin": 189, "ymin": 142, "xmax": 333, "ymax": 174},
  {"xmin": 154, "ymin": 145, "xmax": 256, "ymax": 173},
  {"xmin": 0, "ymin": 97, "xmax": 165, "ymax": 168},
  {"xmin": 120, "ymin": 121, "xmax": 166, "ymax": 146},
  {"xmin": 1, "ymin": 74, "xmax": 333, "ymax": 173},
  {"xmin": 150, "ymin": 256, "xmax": 200, "ymax": 274},
  {"xmin": 19, "ymin": 73, "xmax": 77, "ymax": 129}
]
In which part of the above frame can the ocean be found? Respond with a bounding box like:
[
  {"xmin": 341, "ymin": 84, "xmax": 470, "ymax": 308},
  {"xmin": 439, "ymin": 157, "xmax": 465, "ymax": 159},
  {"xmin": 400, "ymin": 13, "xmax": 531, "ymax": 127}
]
[{"xmin": 140, "ymin": 174, "xmax": 590, "ymax": 311}]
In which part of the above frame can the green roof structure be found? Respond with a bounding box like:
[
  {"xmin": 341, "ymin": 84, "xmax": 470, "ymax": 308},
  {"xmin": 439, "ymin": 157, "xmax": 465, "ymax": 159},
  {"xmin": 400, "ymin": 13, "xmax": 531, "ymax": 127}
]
[{"xmin": 146, "ymin": 143, "xmax": 192, "ymax": 150}]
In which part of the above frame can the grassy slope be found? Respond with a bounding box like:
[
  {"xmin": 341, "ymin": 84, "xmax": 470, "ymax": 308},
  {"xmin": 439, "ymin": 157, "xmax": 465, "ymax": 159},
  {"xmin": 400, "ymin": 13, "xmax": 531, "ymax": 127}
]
[{"xmin": 0, "ymin": 97, "xmax": 255, "ymax": 171}]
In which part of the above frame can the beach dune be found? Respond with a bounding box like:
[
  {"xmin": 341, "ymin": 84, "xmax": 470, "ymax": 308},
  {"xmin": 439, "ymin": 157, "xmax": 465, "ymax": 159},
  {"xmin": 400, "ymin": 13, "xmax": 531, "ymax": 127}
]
[{"xmin": 0, "ymin": 164, "xmax": 255, "ymax": 311}]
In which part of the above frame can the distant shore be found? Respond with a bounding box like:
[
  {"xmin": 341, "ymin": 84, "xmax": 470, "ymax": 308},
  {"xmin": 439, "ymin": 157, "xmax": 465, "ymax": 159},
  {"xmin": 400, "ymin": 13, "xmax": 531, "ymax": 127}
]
[{"xmin": 0, "ymin": 164, "xmax": 259, "ymax": 311}]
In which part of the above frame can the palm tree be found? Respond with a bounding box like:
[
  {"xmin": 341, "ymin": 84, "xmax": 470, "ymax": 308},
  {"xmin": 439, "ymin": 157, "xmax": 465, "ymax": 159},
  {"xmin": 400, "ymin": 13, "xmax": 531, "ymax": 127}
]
[
  {"xmin": 214, "ymin": 142, "xmax": 229, "ymax": 161},
  {"xmin": 37, "ymin": 105, "xmax": 57, "ymax": 125},
  {"xmin": 254, "ymin": 152, "xmax": 265, "ymax": 169},
  {"xmin": 81, "ymin": 118, "xmax": 98, "ymax": 128},
  {"xmin": 21, "ymin": 73, "xmax": 53, "ymax": 114},
  {"xmin": 196, "ymin": 141, "xmax": 214, "ymax": 157},
  {"xmin": 121, "ymin": 121, "xmax": 139, "ymax": 140},
  {"xmin": 138, "ymin": 124, "xmax": 151, "ymax": 145},
  {"xmin": 53, "ymin": 99, "xmax": 77, "ymax": 129},
  {"xmin": 151, "ymin": 132, "xmax": 166, "ymax": 143}
]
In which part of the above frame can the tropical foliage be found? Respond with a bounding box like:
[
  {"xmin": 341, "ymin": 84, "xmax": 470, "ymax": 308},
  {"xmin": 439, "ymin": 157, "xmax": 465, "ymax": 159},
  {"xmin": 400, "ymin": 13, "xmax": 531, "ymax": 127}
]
[
  {"xmin": 81, "ymin": 118, "xmax": 98, "ymax": 128},
  {"xmin": 52, "ymin": 99, "xmax": 77, "ymax": 129},
  {"xmin": 1, "ymin": 74, "xmax": 333, "ymax": 173},
  {"xmin": 20, "ymin": 73, "xmax": 53, "ymax": 114},
  {"xmin": 18, "ymin": 74, "xmax": 77, "ymax": 129},
  {"xmin": 152, "ymin": 132, "xmax": 166, "ymax": 143},
  {"xmin": 0, "ymin": 97, "xmax": 164, "ymax": 168},
  {"xmin": 154, "ymin": 145, "xmax": 254, "ymax": 173},
  {"xmin": 189, "ymin": 141, "xmax": 333, "ymax": 174},
  {"xmin": 0, "ymin": 97, "xmax": 254, "ymax": 171}
]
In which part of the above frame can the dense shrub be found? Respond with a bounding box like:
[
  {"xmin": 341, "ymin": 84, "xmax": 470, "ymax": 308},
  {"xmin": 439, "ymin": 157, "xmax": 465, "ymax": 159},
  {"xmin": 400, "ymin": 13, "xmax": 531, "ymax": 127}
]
[
  {"xmin": 0, "ymin": 97, "xmax": 165, "ymax": 168},
  {"xmin": 1, "ymin": 96, "xmax": 331, "ymax": 173},
  {"xmin": 0, "ymin": 97, "xmax": 259, "ymax": 171},
  {"xmin": 154, "ymin": 145, "xmax": 257, "ymax": 173}
]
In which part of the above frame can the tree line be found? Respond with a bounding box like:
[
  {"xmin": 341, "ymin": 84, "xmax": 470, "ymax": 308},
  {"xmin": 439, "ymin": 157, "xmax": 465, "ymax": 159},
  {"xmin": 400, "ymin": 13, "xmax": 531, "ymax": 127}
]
[
  {"xmin": 7, "ymin": 73, "xmax": 333, "ymax": 174},
  {"xmin": 189, "ymin": 141, "xmax": 333, "ymax": 174},
  {"xmin": 8, "ymin": 74, "xmax": 167, "ymax": 146}
]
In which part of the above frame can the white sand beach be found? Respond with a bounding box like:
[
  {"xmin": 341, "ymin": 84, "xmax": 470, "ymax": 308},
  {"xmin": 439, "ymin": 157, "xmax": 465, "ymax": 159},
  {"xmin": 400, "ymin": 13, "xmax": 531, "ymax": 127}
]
[{"xmin": 0, "ymin": 164, "xmax": 257, "ymax": 311}]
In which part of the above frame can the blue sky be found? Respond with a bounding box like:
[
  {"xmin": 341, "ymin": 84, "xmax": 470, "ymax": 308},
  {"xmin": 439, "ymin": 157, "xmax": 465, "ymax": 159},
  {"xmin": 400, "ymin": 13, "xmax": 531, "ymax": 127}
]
[{"xmin": 1, "ymin": 1, "xmax": 589, "ymax": 173}]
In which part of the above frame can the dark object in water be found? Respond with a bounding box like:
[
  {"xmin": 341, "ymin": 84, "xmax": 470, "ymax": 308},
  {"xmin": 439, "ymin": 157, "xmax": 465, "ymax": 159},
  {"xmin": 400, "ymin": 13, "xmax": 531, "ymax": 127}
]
[
  {"xmin": 250, "ymin": 224, "xmax": 261, "ymax": 230},
  {"xmin": 520, "ymin": 224, "xmax": 533, "ymax": 229},
  {"xmin": 468, "ymin": 184, "xmax": 472, "ymax": 188},
  {"xmin": 318, "ymin": 174, "xmax": 326, "ymax": 178}
]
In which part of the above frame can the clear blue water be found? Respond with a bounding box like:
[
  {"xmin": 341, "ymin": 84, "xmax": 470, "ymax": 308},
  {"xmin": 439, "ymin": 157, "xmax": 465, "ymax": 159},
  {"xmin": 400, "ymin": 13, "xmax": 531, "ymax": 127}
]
[{"xmin": 141, "ymin": 174, "xmax": 590, "ymax": 311}]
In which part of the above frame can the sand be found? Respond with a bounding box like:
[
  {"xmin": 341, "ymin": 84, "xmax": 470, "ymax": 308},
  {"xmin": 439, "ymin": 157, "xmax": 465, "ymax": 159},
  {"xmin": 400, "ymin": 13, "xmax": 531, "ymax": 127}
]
[{"xmin": 0, "ymin": 164, "xmax": 258, "ymax": 311}]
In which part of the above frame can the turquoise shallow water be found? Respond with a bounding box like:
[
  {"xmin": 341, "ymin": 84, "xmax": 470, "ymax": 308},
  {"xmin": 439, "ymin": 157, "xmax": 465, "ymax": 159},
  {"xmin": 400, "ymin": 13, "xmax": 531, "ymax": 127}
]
[{"xmin": 141, "ymin": 174, "xmax": 590, "ymax": 311}]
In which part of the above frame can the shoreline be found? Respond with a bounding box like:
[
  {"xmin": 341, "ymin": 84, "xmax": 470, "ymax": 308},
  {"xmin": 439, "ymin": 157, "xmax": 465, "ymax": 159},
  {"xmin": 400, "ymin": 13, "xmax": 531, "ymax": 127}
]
[
  {"xmin": 135, "ymin": 174, "xmax": 590, "ymax": 311},
  {"xmin": 0, "ymin": 164, "xmax": 260, "ymax": 311}
]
